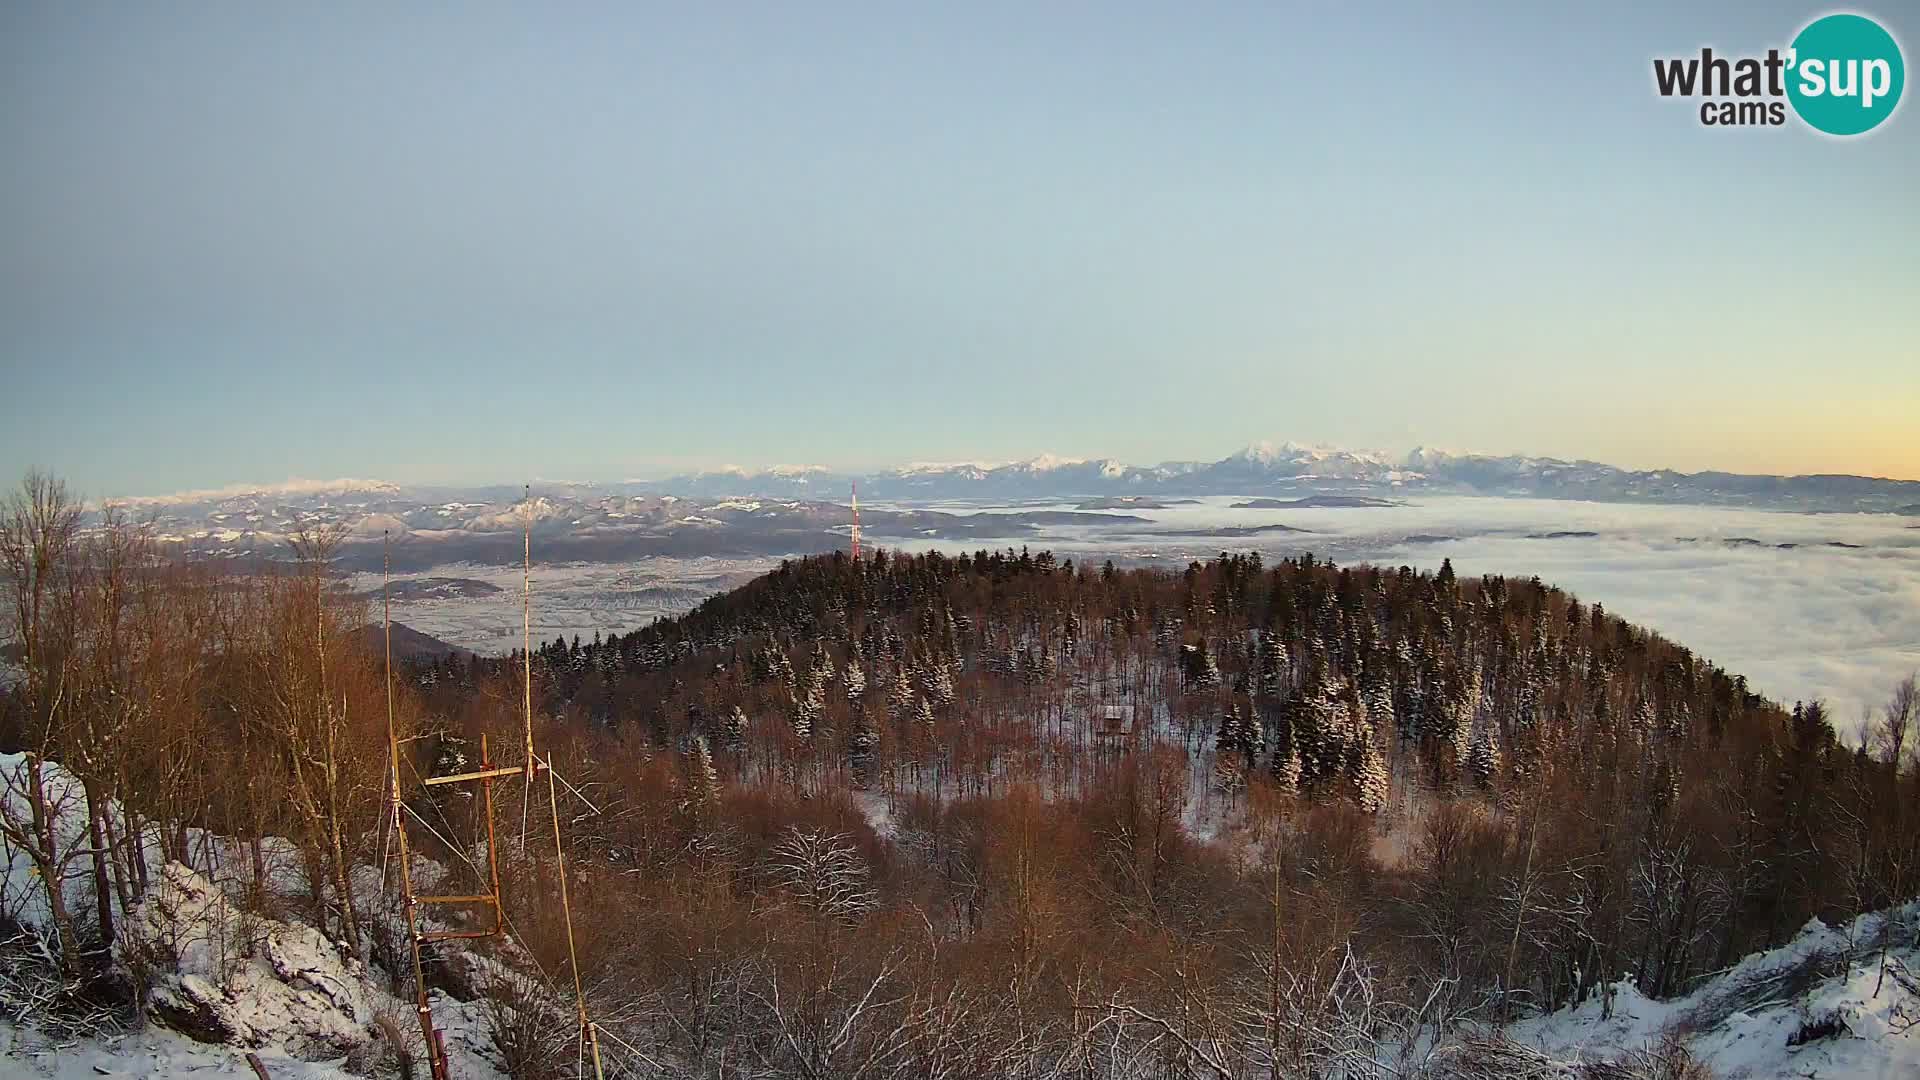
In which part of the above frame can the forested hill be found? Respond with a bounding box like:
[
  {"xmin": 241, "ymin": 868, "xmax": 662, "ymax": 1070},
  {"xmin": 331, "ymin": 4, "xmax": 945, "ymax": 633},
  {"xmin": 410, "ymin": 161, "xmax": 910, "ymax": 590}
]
[
  {"xmin": 8, "ymin": 510, "xmax": 1913, "ymax": 1075},
  {"xmin": 410, "ymin": 547, "xmax": 1911, "ymax": 1011}
]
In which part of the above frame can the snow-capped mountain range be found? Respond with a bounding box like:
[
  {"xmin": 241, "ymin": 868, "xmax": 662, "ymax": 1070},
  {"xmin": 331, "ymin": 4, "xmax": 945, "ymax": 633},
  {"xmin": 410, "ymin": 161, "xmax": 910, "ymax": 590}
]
[
  {"xmin": 630, "ymin": 440, "xmax": 1920, "ymax": 509},
  {"xmin": 114, "ymin": 442, "xmax": 1920, "ymax": 537},
  {"xmin": 84, "ymin": 440, "xmax": 1920, "ymax": 572}
]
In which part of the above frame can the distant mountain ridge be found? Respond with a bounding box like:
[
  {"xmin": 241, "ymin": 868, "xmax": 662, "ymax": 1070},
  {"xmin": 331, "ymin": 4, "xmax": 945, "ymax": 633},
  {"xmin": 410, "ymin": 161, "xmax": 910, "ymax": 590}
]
[
  {"xmin": 629, "ymin": 441, "xmax": 1920, "ymax": 511},
  {"xmin": 125, "ymin": 442, "xmax": 1920, "ymax": 520}
]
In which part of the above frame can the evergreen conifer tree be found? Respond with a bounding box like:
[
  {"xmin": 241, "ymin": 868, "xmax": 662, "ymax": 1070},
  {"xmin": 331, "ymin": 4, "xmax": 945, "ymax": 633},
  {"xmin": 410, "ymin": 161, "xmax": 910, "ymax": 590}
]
[
  {"xmin": 1271, "ymin": 720, "xmax": 1302, "ymax": 792},
  {"xmin": 1364, "ymin": 674, "xmax": 1395, "ymax": 736},
  {"xmin": 848, "ymin": 707, "xmax": 877, "ymax": 784},
  {"xmin": 888, "ymin": 666, "xmax": 915, "ymax": 723},
  {"xmin": 1349, "ymin": 734, "xmax": 1389, "ymax": 813},
  {"xmin": 690, "ymin": 735, "xmax": 720, "ymax": 806},
  {"xmin": 1469, "ymin": 725, "xmax": 1501, "ymax": 789},
  {"xmin": 724, "ymin": 705, "xmax": 748, "ymax": 753},
  {"xmin": 843, "ymin": 648, "xmax": 867, "ymax": 702},
  {"xmin": 792, "ymin": 680, "xmax": 823, "ymax": 742},
  {"xmin": 1259, "ymin": 630, "xmax": 1289, "ymax": 698},
  {"xmin": 926, "ymin": 663, "xmax": 956, "ymax": 709}
]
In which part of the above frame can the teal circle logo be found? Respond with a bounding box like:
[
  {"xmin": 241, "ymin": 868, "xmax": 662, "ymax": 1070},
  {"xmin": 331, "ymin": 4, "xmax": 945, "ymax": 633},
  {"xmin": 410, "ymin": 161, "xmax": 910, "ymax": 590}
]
[{"xmin": 1787, "ymin": 13, "xmax": 1905, "ymax": 135}]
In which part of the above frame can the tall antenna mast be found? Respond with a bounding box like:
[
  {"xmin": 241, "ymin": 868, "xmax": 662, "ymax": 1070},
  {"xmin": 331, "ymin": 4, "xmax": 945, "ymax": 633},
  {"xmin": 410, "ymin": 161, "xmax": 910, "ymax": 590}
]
[
  {"xmin": 379, "ymin": 522, "xmax": 544, "ymax": 1079},
  {"xmin": 521, "ymin": 484, "xmax": 535, "ymax": 850},
  {"xmin": 850, "ymin": 479, "xmax": 860, "ymax": 562},
  {"xmin": 517, "ymin": 485, "xmax": 606, "ymax": 1079},
  {"xmin": 385, "ymin": 533, "xmax": 452, "ymax": 1080}
]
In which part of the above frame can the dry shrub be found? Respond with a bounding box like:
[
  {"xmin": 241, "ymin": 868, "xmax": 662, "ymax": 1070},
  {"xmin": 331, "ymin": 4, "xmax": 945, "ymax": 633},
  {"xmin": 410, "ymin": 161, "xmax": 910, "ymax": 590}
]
[
  {"xmin": 0, "ymin": 926, "xmax": 126, "ymax": 1038},
  {"xmin": 1593, "ymin": 1036, "xmax": 1714, "ymax": 1080},
  {"xmin": 478, "ymin": 964, "xmax": 573, "ymax": 1080},
  {"xmin": 345, "ymin": 1008, "xmax": 419, "ymax": 1080},
  {"xmin": 1422, "ymin": 1033, "xmax": 1711, "ymax": 1080}
]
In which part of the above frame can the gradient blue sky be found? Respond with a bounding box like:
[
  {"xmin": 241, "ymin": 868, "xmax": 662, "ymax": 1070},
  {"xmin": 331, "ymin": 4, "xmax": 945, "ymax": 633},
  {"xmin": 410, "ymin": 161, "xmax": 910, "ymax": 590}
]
[{"xmin": 3, "ymin": 2, "xmax": 1915, "ymax": 497}]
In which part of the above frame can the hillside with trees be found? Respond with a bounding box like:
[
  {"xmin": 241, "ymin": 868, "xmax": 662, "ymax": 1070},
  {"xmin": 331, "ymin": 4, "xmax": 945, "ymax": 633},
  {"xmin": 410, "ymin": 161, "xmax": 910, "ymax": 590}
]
[{"xmin": 4, "ymin": 471, "xmax": 1916, "ymax": 1079}]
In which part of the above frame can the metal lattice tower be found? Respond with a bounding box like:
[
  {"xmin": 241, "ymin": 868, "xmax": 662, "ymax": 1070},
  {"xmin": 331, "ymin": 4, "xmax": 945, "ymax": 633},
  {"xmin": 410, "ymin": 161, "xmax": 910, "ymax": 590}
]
[{"xmin": 380, "ymin": 496, "xmax": 606, "ymax": 1080}]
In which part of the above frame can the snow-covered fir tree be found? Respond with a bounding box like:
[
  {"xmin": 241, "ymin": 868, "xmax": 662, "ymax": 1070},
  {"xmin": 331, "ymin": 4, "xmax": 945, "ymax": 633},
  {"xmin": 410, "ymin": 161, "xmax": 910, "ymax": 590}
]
[
  {"xmin": 925, "ymin": 663, "xmax": 956, "ymax": 709},
  {"xmin": 1297, "ymin": 676, "xmax": 1353, "ymax": 784},
  {"xmin": 843, "ymin": 649, "xmax": 867, "ymax": 702},
  {"xmin": 791, "ymin": 680, "xmax": 823, "ymax": 742},
  {"xmin": 1259, "ymin": 630, "xmax": 1290, "ymax": 698},
  {"xmin": 1513, "ymin": 681, "xmax": 1538, "ymax": 739},
  {"xmin": 1215, "ymin": 703, "xmax": 1250, "ymax": 762},
  {"xmin": 809, "ymin": 642, "xmax": 835, "ymax": 692},
  {"xmin": 1399, "ymin": 678, "xmax": 1426, "ymax": 743},
  {"xmin": 771, "ymin": 646, "xmax": 797, "ymax": 692},
  {"xmin": 723, "ymin": 705, "xmax": 748, "ymax": 753},
  {"xmin": 1630, "ymin": 695, "xmax": 1657, "ymax": 743},
  {"xmin": 689, "ymin": 734, "xmax": 720, "ymax": 806},
  {"xmin": 1468, "ymin": 724, "xmax": 1501, "ymax": 789},
  {"xmin": 887, "ymin": 666, "xmax": 915, "ymax": 723},
  {"xmin": 1182, "ymin": 642, "xmax": 1221, "ymax": 692},
  {"xmin": 1664, "ymin": 699, "xmax": 1691, "ymax": 742},
  {"xmin": 1650, "ymin": 757, "xmax": 1682, "ymax": 814},
  {"xmin": 1348, "ymin": 733, "xmax": 1389, "ymax": 813},
  {"xmin": 1363, "ymin": 673, "xmax": 1395, "ymax": 737},
  {"xmin": 1270, "ymin": 724, "xmax": 1302, "ymax": 792}
]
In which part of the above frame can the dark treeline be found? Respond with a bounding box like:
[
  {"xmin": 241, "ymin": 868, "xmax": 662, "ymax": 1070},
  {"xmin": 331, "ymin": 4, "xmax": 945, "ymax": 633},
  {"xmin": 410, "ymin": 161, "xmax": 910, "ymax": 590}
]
[{"xmin": 5, "ymin": 468, "xmax": 1916, "ymax": 1078}]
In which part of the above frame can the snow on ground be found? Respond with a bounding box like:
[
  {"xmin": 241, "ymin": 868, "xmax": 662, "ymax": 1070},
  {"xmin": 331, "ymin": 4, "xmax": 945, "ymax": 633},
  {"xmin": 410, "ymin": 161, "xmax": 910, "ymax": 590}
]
[
  {"xmin": 4, "ymin": 752, "xmax": 312, "ymax": 934},
  {"xmin": 2, "ymin": 1022, "xmax": 360, "ymax": 1079},
  {"xmin": 10, "ymin": 719, "xmax": 1919, "ymax": 1078},
  {"xmin": 2, "ymin": 753, "xmax": 507, "ymax": 1080},
  {"xmin": 3, "ymin": 857, "xmax": 504, "ymax": 1079},
  {"xmin": 1508, "ymin": 903, "xmax": 1920, "ymax": 1079},
  {"xmin": 853, "ymin": 789, "xmax": 896, "ymax": 839}
]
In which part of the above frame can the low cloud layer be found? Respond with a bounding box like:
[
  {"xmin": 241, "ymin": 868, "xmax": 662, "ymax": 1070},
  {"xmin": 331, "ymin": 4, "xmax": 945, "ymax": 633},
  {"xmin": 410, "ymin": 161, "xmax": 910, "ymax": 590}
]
[
  {"xmin": 1368, "ymin": 511, "xmax": 1919, "ymax": 730},
  {"xmin": 365, "ymin": 493, "xmax": 1917, "ymax": 734},
  {"xmin": 1021, "ymin": 496, "xmax": 1920, "ymax": 729}
]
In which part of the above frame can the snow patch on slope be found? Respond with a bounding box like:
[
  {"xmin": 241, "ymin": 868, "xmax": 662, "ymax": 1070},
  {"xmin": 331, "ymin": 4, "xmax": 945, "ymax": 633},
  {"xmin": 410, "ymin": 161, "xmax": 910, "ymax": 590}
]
[
  {"xmin": 1, "ymin": 753, "xmax": 507, "ymax": 1079},
  {"xmin": 1507, "ymin": 902, "xmax": 1920, "ymax": 1079}
]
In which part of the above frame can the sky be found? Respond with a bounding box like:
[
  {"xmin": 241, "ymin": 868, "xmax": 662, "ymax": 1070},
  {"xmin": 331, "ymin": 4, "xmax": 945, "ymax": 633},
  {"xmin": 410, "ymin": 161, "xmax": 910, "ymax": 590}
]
[{"xmin": 2, "ymin": 2, "xmax": 1916, "ymax": 498}]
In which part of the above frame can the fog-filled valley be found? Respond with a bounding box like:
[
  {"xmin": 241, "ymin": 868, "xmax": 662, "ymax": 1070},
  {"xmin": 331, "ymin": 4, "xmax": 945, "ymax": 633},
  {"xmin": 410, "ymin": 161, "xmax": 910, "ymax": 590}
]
[
  {"xmin": 309, "ymin": 491, "xmax": 1918, "ymax": 730},
  {"xmin": 8, "ymin": 468, "xmax": 1920, "ymax": 1079}
]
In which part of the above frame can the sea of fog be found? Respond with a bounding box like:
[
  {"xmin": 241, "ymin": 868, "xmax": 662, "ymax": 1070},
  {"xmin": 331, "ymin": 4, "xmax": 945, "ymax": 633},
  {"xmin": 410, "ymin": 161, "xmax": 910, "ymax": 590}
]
[
  {"xmin": 878, "ymin": 495, "xmax": 1920, "ymax": 729},
  {"xmin": 374, "ymin": 496, "xmax": 1919, "ymax": 735}
]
